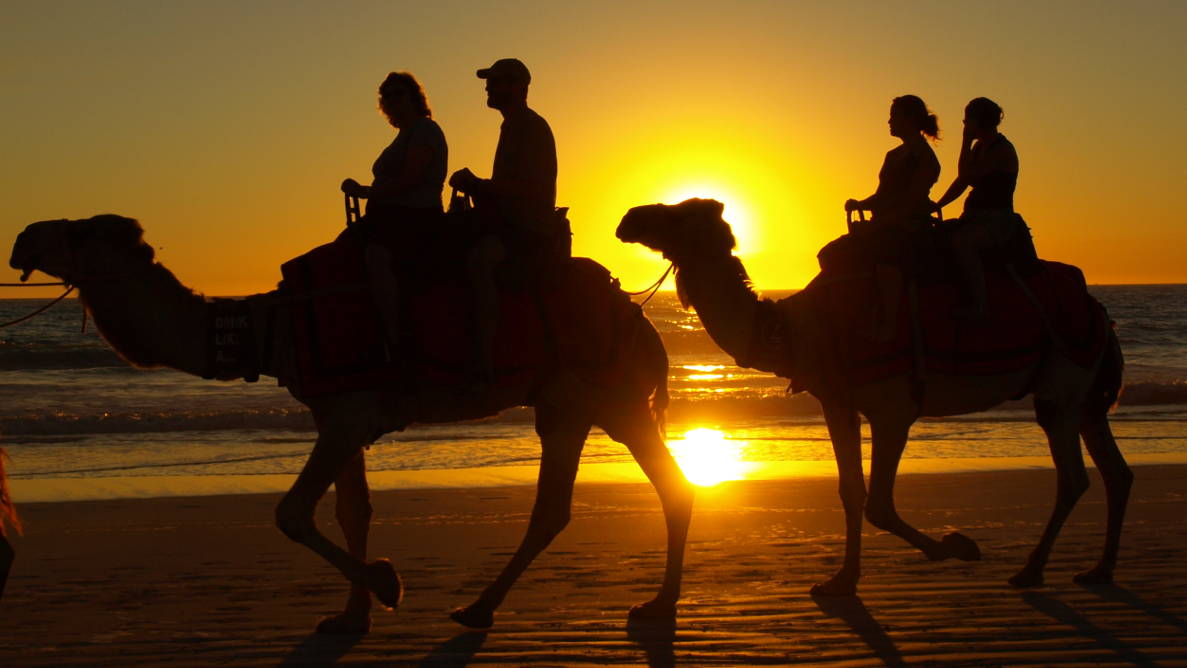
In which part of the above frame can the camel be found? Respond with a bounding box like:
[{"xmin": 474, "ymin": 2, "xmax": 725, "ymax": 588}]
[
  {"xmin": 617, "ymin": 198, "xmax": 1131, "ymax": 596},
  {"xmin": 9, "ymin": 214, "xmax": 693, "ymax": 632}
]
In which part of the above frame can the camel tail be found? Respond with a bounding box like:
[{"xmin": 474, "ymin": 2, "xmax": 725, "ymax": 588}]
[
  {"xmin": 0, "ymin": 448, "xmax": 21, "ymax": 538},
  {"xmin": 1088, "ymin": 325, "xmax": 1125, "ymax": 416}
]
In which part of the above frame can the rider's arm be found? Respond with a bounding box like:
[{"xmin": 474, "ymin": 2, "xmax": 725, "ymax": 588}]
[{"xmin": 936, "ymin": 132, "xmax": 977, "ymax": 210}]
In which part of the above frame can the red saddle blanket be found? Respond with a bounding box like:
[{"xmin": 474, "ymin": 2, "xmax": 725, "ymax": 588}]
[
  {"xmin": 280, "ymin": 236, "xmax": 644, "ymax": 397},
  {"xmin": 800, "ymin": 261, "xmax": 1108, "ymax": 386}
]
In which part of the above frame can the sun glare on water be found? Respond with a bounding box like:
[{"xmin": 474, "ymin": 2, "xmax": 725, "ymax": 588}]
[{"xmin": 667, "ymin": 428, "xmax": 749, "ymax": 487}]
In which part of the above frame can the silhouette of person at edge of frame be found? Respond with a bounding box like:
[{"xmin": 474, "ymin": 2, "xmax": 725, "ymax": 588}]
[
  {"xmin": 449, "ymin": 58, "xmax": 558, "ymax": 388},
  {"xmin": 933, "ymin": 97, "xmax": 1019, "ymax": 319},
  {"xmin": 844, "ymin": 94, "xmax": 941, "ymax": 341},
  {"xmin": 0, "ymin": 447, "xmax": 20, "ymax": 602},
  {"xmin": 341, "ymin": 71, "xmax": 448, "ymax": 349}
]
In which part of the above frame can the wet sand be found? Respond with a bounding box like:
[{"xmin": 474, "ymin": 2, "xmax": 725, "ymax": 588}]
[{"xmin": 1, "ymin": 465, "xmax": 1185, "ymax": 666}]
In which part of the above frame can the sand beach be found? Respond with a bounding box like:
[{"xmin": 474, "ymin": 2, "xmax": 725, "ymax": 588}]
[{"xmin": 1, "ymin": 464, "xmax": 1184, "ymax": 666}]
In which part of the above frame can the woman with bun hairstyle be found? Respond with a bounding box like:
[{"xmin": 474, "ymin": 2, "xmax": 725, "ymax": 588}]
[{"xmin": 934, "ymin": 97, "xmax": 1019, "ymax": 318}]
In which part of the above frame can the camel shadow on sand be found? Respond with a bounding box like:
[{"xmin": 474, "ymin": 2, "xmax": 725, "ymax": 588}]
[
  {"xmin": 1022, "ymin": 587, "xmax": 1172, "ymax": 665},
  {"xmin": 627, "ymin": 616, "xmax": 677, "ymax": 668},
  {"xmin": 812, "ymin": 594, "xmax": 905, "ymax": 668},
  {"xmin": 1079, "ymin": 582, "xmax": 1187, "ymax": 635},
  {"xmin": 418, "ymin": 630, "xmax": 488, "ymax": 667},
  {"xmin": 280, "ymin": 630, "xmax": 364, "ymax": 666}
]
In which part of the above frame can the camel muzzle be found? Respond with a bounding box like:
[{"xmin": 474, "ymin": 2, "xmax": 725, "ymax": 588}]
[{"xmin": 9, "ymin": 232, "xmax": 39, "ymax": 281}]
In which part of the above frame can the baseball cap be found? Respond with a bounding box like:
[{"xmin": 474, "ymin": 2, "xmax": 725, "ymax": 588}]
[{"xmin": 476, "ymin": 58, "xmax": 531, "ymax": 84}]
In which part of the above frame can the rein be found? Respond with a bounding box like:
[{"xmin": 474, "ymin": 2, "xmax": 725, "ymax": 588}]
[
  {"xmin": 0, "ymin": 282, "xmax": 76, "ymax": 329},
  {"xmin": 624, "ymin": 262, "xmax": 674, "ymax": 306}
]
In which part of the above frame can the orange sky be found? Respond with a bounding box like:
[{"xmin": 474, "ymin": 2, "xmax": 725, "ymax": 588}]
[{"xmin": 4, "ymin": 1, "xmax": 1185, "ymax": 299}]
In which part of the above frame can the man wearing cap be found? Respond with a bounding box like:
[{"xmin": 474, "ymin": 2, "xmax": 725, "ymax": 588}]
[
  {"xmin": 449, "ymin": 58, "xmax": 557, "ymax": 387},
  {"xmin": 449, "ymin": 57, "xmax": 557, "ymax": 228}
]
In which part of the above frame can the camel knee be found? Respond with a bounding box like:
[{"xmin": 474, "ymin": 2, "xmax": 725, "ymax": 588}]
[
  {"xmin": 335, "ymin": 496, "xmax": 373, "ymax": 529},
  {"xmin": 838, "ymin": 481, "xmax": 867, "ymax": 515},
  {"xmin": 1059, "ymin": 471, "xmax": 1090, "ymax": 505},
  {"xmin": 864, "ymin": 500, "xmax": 898, "ymax": 531},
  {"xmin": 275, "ymin": 496, "xmax": 314, "ymax": 543},
  {"xmin": 529, "ymin": 503, "xmax": 571, "ymax": 543},
  {"xmin": 1102, "ymin": 462, "xmax": 1134, "ymax": 494}
]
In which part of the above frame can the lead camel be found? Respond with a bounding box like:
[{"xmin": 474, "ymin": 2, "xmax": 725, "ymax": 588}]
[{"xmin": 10, "ymin": 214, "xmax": 693, "ymax": 631}]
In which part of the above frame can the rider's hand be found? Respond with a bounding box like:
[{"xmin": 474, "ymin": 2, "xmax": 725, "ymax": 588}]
[
  {"xmin": 844, "ymin": 199, "xmax": 861, "ymax": 213},
  {"xmin": 341, "ymin": 178, "xmax": 363, "ymax": 196},
  {"xmin": 962, "ymin": 121, "xmax": 977, "ymax": 145}
]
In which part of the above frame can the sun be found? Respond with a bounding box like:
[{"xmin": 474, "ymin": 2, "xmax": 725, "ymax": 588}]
[
  {"xmin": 661, "ymin": 184, "xmax": 753, "ymax": 253},
  {"xmin": 667, "ymin": 428, "xmax": 748, "ymax": 487}
]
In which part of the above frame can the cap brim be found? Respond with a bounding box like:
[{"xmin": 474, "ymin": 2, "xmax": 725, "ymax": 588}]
[{"xmin": 476, "ymin": 68, "xmax": 492, "ymax": 79}]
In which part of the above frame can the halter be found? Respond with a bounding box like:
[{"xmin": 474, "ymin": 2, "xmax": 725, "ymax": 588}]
[
  {"xmin": 0, "ymin": 282, "xmax": 75, "ymax": 329},
  {"xmin": 623, "ymin": 262, "xmax": 674, "ymax": 306}
]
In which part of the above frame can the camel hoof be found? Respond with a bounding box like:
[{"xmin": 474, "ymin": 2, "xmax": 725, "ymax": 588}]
[
  {"xmin": 1073, "ymin": 567, "xmax": 1114, "ymax": 585},
  {"xmin": 450, "ymin": 604, "xmax": 494, "ymax": 630},
  {"xmin": 628, "ymin": 599, "xmax": 677, "ymax": 620},
  {"xmin": 365, "ymin": 559, "xmax": 403, "ymax": 610},
  {"xmin": 943, "ymin": 532, "xmax": 982, "ymax": 561},
  {"xmin": 1008, "ymin": 569, "xmax": 1044, "ymax": 588},
  {"xmin": 315, "ymin": 612, "xmax": 372, "ymax": 635}
]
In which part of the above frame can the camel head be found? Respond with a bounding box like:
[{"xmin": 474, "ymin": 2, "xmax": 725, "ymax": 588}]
[
  {"xmin": 10, "ymin": 215, "xmax": 155, "ymax": 285},
  {"xmin": 616, "ymin": 198, "xmax": 737, "ymax": 262}
]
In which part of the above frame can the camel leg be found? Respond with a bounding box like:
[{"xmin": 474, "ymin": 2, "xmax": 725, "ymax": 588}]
[
  {"xmin": 316, "ymin": 449, "xmax": 375, "ymax": 634},
  {"xmin": 607, "ymin": 403, "xmax": 694, "ymax": 620},
  {"xmin": 450, "ymin": 405, "xmax": 591, "ymax": 629},
  {"xmin": 1074, "ymin": 413, "xmax": 1132, "ymax": 584},
  {"xmin": 812, "ymin": 400, "xmax": 865, "ymax": 596},
  {"xmin": 275, "ymin": 429, "xmax": 402, "ymax": 611},
  {"xmin": 865, "ymin": 417, "xmax": 981, "ymax": 562},
  {"xmin": 1009, "ymin": 400, "xmax": 1089, "ymax": 588}
]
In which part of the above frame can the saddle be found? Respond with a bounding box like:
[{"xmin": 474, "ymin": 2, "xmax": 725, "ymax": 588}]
[
  {"xmin": 277, "ymin": 228, "xmax": 639, "ymax": 398},
  {"xmin": 817, "ymin": 214, "xmax": 1040, "ymax": 282},
  {"xmin": 791, "ymin": 255, "xmax": 1108, "ymax": 389}
]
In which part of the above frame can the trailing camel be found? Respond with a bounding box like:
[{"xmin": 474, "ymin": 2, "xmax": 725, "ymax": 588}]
[
  {"xmin": 9, "ymin": 214, "xmax": 693, "ymax": 631},
  {"xmin": 617, "ymin": 198, "xmax": 1130, "ymax": 596}
]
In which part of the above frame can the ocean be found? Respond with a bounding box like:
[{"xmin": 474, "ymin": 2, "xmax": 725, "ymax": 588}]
[{"xmin": 2, "ymin": 286, "xmax": 1186, "ymax": 501}]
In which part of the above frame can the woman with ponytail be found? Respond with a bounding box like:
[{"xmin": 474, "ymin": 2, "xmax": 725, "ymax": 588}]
[
  {"xmin": 845, "ymin": 94, "xmax": 942, "ymax": 230},
  {"xmin": 843, "ymin": 95, "xmax": 942, "ymax": 339}
]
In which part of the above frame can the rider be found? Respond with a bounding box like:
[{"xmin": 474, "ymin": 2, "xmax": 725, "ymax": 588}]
[
  {"xmin": 933, "ymin": 97, "xmax": 1019, "ymax": 318},
  {"xmin": 845, "ymin": 94, "xmax": 941, "ymax": 339},
  {"xmin": 448, "ymin": 58, "xmax": 558, "ymax": 386},
  {"xmin": 341, "ymin": 71, "xmax": 448, "ymax": 347}
]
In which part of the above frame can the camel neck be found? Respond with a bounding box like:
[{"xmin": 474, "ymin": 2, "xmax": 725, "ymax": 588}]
[
  {"xmin": 78, "ymin": 264, "xmax": 210, "ymax": 377},
  {"xmin": 673, "ymin": 250, "xmax": 761, "ymax": 365}
]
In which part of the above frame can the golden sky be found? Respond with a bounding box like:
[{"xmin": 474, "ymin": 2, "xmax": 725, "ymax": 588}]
[{"xmin": 4, "ymin": 1, "xmax": 1185, "ymax": 298}]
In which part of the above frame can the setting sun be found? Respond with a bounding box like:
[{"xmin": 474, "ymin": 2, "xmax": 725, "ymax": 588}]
[{"xmin": 667, "ymin": 428, "xmax": 749, "ymax": 487}]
